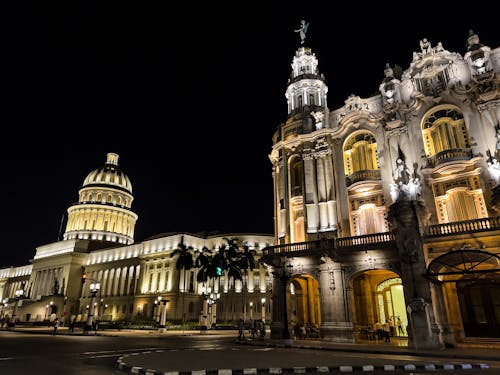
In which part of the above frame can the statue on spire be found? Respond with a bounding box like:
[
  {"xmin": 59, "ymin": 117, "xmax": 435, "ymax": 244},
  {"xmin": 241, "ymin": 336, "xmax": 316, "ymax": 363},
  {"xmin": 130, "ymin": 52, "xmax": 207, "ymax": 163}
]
[{"xmin": 294, "ymin": 20, "xmax": 309, "ymax": 45}]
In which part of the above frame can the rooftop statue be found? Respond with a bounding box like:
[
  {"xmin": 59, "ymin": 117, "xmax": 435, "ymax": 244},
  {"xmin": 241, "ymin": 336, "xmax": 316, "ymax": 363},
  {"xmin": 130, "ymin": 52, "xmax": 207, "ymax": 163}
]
[{"xmin": 294, "ymin": 20, "xmax": 309, "ymax": 45}]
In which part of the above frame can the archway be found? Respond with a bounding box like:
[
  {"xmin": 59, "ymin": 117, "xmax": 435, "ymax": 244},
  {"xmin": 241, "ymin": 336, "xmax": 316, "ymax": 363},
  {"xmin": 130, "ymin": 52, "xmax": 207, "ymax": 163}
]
[
  {"xmin": 425, "ymin": 250, "xmax": 500, "ymax": 338},
  {"xmin": 351, "ymin": 269, "xmax": 407, "ymax": 338},
  {"xmin": 288, "ymin": 274, "xmax": 320, "ymax": 338}
]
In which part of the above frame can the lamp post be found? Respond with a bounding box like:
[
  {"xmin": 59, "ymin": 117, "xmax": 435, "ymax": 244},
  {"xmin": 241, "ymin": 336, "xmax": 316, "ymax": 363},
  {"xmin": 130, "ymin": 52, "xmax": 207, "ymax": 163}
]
[
  {"xmin": 158, "ymin": 296, "xmax": 169, "ymax": 333},
  {"xmin": 11, "ymin": 288, "xmax": 24, "ymax": 327},
  {"xmin": 261, "ymin": 298, "xmax": 266, "ymax": 321},
  {"xmin": 208, "ymin": 292, "xmax": 220, "ymax": 328},
  {"xmin": 1, "ymin": 298, "xmax": 8, "ymax": 318},
  {"xmin": 249, "ymin": 301, "xmax": 253, "ymax": 320},
  {"xmin": 85, "ymin": 282, "xmax": 100, "ymax": 333}
]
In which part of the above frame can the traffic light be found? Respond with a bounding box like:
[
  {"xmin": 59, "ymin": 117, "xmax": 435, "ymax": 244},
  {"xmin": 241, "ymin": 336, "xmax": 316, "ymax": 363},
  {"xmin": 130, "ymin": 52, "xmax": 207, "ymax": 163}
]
[
  {"xmin": 82, "ymin": 272, "xmax": 88, "ymax": 284},
  {"xmin": 216, "ymin": 266, "xmax": 222, "ymax": 276}
]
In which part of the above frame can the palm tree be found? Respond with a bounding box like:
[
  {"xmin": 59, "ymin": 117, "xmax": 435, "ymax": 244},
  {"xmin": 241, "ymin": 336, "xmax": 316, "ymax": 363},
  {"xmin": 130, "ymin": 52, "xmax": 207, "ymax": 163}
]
[
  {"xmin": 238, "ymin": 242, "xmax": 256, "ymax": 323},
  {"xmin": 170, "ymin": 237, "xmax": 194, "ymax": 329}
]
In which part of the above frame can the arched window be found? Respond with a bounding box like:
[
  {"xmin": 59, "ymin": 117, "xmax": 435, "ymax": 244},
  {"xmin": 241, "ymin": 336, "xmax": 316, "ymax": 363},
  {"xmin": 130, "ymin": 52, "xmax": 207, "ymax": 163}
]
[
  {"xmin": 421, "ymin": 106, "xmax": 470, "ymax": 158},
  {"xmin": 96, "ymin": 193, "xmax": 102, "ymax": 202},
  {"xmin": 343, "ymin": 132, "xmax": 378, "ymax": 175},
  {"xmin": 289, "ymin": 156, "xmax": 305, "ymax": 242},
  {"xmin": 289, "ymin": 157, "xmax": 303, "ymax": 197}
]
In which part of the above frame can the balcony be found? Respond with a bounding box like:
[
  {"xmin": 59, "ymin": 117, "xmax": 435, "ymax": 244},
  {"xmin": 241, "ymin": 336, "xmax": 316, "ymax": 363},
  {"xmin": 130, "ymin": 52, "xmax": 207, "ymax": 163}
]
[
  {"xmin": 426, "ymin": 148, "xmax": 472, "ymax": 168},
  {"xmin": 425, "ymin": 217, "xmax": 500, "ymax": 237},
  {"xmin": 345, "ymin": 170, "xmax": 380, "ymax": 187},
  {"xmin": 261, "ymin": 232, "xmax": 395, "ymax": 260},
  {"xmin": 261, "ymin": 217, "xmax": 500, "ymax": 261},
  {"xmin": 336, "ymin": 232, "xmax": 395, "ymax": 251}
]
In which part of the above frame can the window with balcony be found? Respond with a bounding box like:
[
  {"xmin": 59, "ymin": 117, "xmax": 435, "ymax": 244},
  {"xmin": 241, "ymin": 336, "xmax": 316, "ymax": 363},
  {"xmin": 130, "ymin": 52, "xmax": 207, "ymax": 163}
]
[{"xmin": 421, "ymin": 106, "xmax": 470, "ymax": 165}]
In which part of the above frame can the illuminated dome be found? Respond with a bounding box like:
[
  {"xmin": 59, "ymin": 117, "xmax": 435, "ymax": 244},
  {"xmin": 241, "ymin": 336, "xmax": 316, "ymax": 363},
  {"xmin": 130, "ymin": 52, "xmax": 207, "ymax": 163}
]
[
  {"xmin": 82, "ymin": 153, "xmax": 132, "ymax": 193},
  {"xmin": 63, "ymin": 152, "xmax": 138, "ymax": 245}
]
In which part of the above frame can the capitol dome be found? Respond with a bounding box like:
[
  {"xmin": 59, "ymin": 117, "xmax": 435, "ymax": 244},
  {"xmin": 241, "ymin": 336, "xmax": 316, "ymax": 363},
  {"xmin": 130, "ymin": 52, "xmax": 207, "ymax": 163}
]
[
  {"xmin": 64, "ymin": 152, "xmax": 138, "ymax": 245},
  {"xmin": 82, "ymin": 153, "xmax": 132, "ymax": 193}
]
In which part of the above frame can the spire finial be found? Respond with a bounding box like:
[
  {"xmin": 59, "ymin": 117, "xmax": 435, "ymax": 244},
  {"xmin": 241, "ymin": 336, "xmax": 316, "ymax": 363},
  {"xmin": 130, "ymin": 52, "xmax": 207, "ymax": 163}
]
[{"xmin": 294, "ymin": 20, "xmax": 309, "ymax": 45}]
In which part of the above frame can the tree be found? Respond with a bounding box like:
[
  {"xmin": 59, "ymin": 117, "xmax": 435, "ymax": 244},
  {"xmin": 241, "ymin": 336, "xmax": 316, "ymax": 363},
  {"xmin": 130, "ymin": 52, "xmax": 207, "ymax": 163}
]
[
  {"xmin": 238, "ymin": 241, "xmax": 256, "ymax": 323},
  {"xmin": 170, "ymin": 237, "xmax": 194, "ymax": 328}
]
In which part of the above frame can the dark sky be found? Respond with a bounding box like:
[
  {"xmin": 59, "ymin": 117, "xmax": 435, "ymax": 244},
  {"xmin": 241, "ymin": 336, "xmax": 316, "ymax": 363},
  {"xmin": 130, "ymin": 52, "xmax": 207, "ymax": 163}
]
[{"xmin": 2, "ymin": 2, "xmax": 498, "ymax": 267}]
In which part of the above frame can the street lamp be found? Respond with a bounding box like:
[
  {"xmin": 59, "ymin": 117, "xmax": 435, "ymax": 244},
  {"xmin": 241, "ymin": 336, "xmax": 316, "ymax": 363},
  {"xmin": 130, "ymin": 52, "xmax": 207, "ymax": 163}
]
[
  {"xmin": 1, "ymin": 298, "xmax": 9, "ymax": 319},
  {"xmin": 45, "ymin": 304, "xmax": 50, "ymax": 320},
  {"xmin": 249, "ymin": 301, "xmax": 253, "ymax": 320},
  {"xmin": 85, "ymin": 282, "xmax": 100, "ymax": 333},
  {"xmin": 11, "ymin": 288, "xmax": 24, "ymax": 327},
  {"xmin": 208, "ymin": 292, "xmax": 220, "ymax": 328},
  {"xmin": 261, "ymin": 298, "xmax": 266, "ymax": 321},
  {"xmin": 158, "ymin": 296, "xmax": 169, "ymax": 333}
]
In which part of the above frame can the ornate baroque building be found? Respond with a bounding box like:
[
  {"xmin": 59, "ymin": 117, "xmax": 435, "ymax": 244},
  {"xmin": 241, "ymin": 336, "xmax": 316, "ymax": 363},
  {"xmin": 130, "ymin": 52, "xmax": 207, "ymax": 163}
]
[
  {"xmin": 1, "ymin": 30, "xmax": 499, "ymax": 350},
  {"xmin": 0, "ymin": 153, "xmax": 274, "ymax": 328},
  {"xmin": 263, "ymin": 30, "xmax": 500, "ymax": 349}
]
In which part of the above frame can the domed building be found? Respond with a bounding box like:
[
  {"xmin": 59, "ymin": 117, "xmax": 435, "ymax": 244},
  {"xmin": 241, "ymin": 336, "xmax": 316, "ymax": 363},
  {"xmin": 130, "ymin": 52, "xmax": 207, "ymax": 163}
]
[
  {"xmin": 64, "ymin": 153, "xmax": 137, "ymax": 245},
  {"xmin": 0, "ymin": 153, "xmax": 274, "ymax": 329},
  {"xmin": 0, "ymin": 29, "xmax": 499, "ymax": 349},
  {"xmin": 262, "ymin": 29, "xmax": 500, "ymax": 349}
]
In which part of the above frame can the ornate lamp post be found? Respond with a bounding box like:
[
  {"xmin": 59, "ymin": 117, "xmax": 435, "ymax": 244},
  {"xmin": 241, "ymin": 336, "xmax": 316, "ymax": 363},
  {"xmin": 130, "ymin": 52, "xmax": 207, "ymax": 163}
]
[
  {"xmin": 11, "ymin": 288, "xmax": 24, "ymax": 327},
  {"xmin": 158, "ymin": 296, "xmax": 169, "ymax": 333},
  {"xmin": 249, "ymin": 301, "xmax": 253, "ymax": 320},
  {"xmin": 208, "ymin": 292, "xmax": 220, "ymax": 328},
  {"xmin": 85, "ymin": 282, "xmax": 100, "ymax": 333}
]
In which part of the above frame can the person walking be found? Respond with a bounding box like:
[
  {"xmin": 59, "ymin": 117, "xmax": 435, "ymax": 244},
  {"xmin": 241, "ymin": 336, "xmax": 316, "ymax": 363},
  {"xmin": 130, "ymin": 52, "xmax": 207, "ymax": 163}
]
[
  {"xmin": 69, "ymin": 317, "xmax": 76, "ymax": 333},
  {"xmin": 237, "ymin": 318, "xmax": 244, "ymax": 341},
  {"xmin": 383, "ymin": 321, "xmax": 391, "ymax": 342},
  {"xmin": 396, "ymin": 316, "xmax": 405, "ymax": 336},
  {"xmin": 52, "ymin": 317, "xmax": 60, "ymax": 335},
  {"xmin": 388, "ymin": 318, "xmax": 394, "ymax": 337}
]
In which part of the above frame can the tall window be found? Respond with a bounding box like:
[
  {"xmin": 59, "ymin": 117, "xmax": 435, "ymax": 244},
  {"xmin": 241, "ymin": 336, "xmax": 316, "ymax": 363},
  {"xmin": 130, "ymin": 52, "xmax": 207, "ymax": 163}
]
[
  {"xmin": 289, "ymin": 156, "xmax": 305, "ymax": 242},
  {"xmin": 343, "ymin": 132, "xmax": 378, "ymax": 176},
  {"xmin": 421, "ymin": 106, "xmax": 470, "ymax": 157},
  {"xmin": 290, "ymin": 157, "xmax": 303, "ymax": 197}
]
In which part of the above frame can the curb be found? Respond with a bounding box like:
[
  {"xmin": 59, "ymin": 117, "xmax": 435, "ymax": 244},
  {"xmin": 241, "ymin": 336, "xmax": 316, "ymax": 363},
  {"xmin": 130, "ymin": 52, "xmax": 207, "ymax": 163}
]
[
  {"xmin": 116, "ymin": 353, "xmax": 490, "ymax": 375},
  {"xmin": 236, "ymin": 340, "xmax": 500, "ymax": 362}
]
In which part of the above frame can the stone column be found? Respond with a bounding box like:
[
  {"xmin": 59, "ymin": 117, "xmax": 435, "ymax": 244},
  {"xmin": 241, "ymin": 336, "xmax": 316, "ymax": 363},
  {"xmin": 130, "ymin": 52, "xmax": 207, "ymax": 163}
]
[
  {"xmin": 388, "ymin": 199, "xmax": 442, "ymax": 350},
  {"xmin": 319, "ymin": 260, "xmax": 354, "ymax": 342},
  {"xmin": 430, "ymin": 282, "xmax": 455, "ymax": 347}
]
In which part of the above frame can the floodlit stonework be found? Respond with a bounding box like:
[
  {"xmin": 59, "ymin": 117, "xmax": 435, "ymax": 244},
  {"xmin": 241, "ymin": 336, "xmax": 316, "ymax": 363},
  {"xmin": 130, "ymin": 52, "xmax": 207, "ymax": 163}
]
[
  {"xmin": 1, "ymin": 31, "xmax": 499, "ymax": 349},
  {"xmin": 264, "ymin": 30, "xmax": 500, "ymax": 348}
]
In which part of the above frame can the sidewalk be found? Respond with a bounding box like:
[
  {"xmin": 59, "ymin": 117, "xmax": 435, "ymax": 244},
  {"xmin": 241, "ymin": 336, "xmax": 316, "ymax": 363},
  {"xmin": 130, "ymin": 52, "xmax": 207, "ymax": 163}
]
[{"xmin": 6, "ymin": 327, "xmax": 498, "ymax": 374}]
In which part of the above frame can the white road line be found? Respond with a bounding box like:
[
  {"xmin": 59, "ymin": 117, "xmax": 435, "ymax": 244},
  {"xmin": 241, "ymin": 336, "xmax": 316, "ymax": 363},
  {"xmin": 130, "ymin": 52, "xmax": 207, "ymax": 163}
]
[
  {"xmin": 87, "ymin": 354, "xmax": 125, "ymax": 358},
  {"xmin": 0, "ymin": 358, "xmax": 13, "ymax": 361},
  {"xmin": 84, "ymin": 347, "xmax": 165, "ymax": 355}
]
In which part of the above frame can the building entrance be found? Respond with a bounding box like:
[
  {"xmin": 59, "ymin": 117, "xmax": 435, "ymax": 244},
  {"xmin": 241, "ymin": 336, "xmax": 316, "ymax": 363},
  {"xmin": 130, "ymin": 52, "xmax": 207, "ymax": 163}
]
[
  {"xmin": 288, "ymin": 275, "xmax": 320, "ymax": 339},
  {"xmin": 351, "ymin": 270, "xmax": 407, "ymax": 338},
  {"xmin": 457, "ymin": 279, "xmax": 500, "ymax": 338}
]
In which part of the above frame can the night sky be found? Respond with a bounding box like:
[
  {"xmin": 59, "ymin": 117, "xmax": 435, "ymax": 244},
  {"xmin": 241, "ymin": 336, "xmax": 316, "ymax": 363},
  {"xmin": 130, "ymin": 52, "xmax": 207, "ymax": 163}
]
[{"xmin": 2, "ymin": 2, "xmax": 498, "ymax": 267}]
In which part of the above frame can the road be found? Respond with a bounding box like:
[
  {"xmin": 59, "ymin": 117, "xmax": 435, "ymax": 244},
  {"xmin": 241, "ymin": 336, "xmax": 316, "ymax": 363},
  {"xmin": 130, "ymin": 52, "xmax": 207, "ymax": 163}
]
[{"xmin": 0, "ymin": 330, "xmax": 498, "ymax": 374}]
